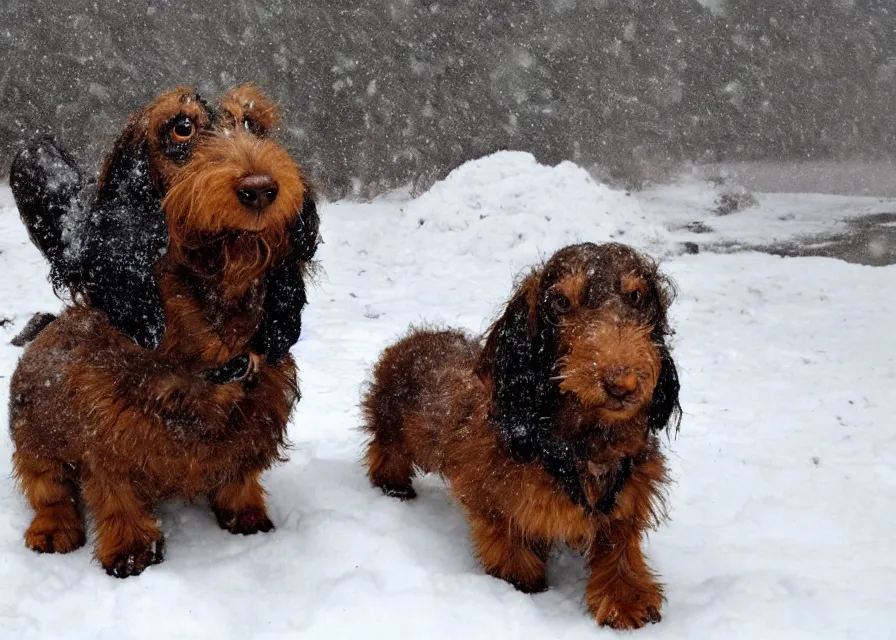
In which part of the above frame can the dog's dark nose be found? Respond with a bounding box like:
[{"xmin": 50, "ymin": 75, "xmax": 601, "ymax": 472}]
[
  {"xmin": 236, "ymin": 175, "xmax": 278, "ymax": 211},
  {"xmin": 604, "ymin": 372, "xmax": 639, "ymax": 400}
]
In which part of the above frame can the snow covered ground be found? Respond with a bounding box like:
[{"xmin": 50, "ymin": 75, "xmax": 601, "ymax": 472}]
[{"xmin": 0, "ymin": 152, "xmax": 894, "ymax": 639}]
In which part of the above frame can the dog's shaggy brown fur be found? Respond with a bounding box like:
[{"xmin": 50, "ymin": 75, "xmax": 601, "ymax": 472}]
[
  {"xmin": 362, "ymin": 242, "xmax": 681, "ymax": 630},
  {"xmin": 9, "ymin": 85, "xmax": 314, "ymax": 577}
]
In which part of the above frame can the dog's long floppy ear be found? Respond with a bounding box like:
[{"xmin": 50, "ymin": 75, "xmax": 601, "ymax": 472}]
[
  {"xmin": 647, "ymin": 345, "xmax": 681, "ymax": 434},
  {"xmin": 94, "ymin": 114, "xmax": 163, "ymax": 206},
  {"xmin": 475, "ymin": 272, "xmax": 592, "ymax": 510},
  {"xmin": 78, "ymin": 116, "xmax": 169, "ymax": 350},
  {"xmin": 250, "ymin": 188, "xmax": 321, "ymax": 364},
  {"xmin": 9, "ymin": 135, "xmax": 86, "ymax": 294},
  {"xmin": 475, "ymin": 272, "xmax": 552, "ymax": 462},
  {"xmin": 292, "ymin": 185, "xmax": 321, "ymax": 264},
  {"xmin": 645, "ymin": 270, "xmax": 682, "ymax": 434}
]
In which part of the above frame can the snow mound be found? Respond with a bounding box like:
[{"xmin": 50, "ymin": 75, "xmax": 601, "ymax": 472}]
[
  {"xmin": 406, "ymin": 151, "xmax": 669, "ymax": 262},
  {"xmin": 327, "ymin": 152, "xmax": 672, "ymax": 333}
]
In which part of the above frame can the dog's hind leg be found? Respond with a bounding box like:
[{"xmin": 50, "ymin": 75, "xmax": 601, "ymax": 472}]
[
  {"xmin": 13, "ymin": 451, "xmax": 86, "ymax": 554},
  {"xmin": 81, "ymin": 473, "xmax": 164, "ymax": 578},
  {"xmin": 361, "ymin": 386, "xmax": 419, "ymax": 500},
  {"xmin": 361, "ymin": 331, "xmax": 471, "ymax": 500},
  {"xmin": 363, "ymin": 426, "xmax": 418, "ymax": 500},
  {"xmin": 209, "ymin": 471, "xmax": 275, "ymax": 535}
]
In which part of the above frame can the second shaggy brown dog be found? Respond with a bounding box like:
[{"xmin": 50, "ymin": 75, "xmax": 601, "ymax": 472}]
[
  {"xmin": 10, "ymin": 86, "xmax": 315, "ymax": 577},
  {"xmin": 362, "ymin": 242, "xmax": 681, "ymax": 630}
]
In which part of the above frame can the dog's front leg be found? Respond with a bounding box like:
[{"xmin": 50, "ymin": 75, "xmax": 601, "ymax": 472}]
[
  {"xmin": 81, "ymin": 473, "xmax": 164, "ymax": 578},
  {"xmin": 468, "ymin": 511, "xmax": 551, "ymax": 594},
  {"xmin": 209, "ymin": 471, "xmax": 275, "ymax": 535},
  {"xmin": 585, "ymin": 522, "xmax": 664, "ymax": 629}
]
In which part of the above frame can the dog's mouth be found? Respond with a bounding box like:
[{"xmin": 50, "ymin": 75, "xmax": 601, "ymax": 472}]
[
  {"xmin": 597, "ymin": 399, "xmax": 644, "ymax": 424},
  {"xmin": 601, "ymin": 396, "xmax": 638, "ymax": 412},
  {"xmin": 558, "ymin": 367, "xmax": 651, "ymax": 423},
  {"xmin": 596, "ymin": 395, "xmax": 647, "ymax": 423},
  {"xmin": 235, "ymin": 214, "xmax": 271, "ymax": 233}
]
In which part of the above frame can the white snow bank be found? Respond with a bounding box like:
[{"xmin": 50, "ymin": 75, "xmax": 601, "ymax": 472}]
[{"xmin": 408, "ymin": 151, "xmax": 669, "ymax": 259}]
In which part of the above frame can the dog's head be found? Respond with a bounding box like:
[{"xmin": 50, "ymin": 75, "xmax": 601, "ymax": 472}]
[
  {"xmin": 161, "ymin": 91, "xmax": 305, "ymax": 266},
  {"xmin": 96, "ymin": 83, "xmax": 315, "ymax": 246},
  {"xmin": 95, "ymin": 84, "xmax": 283, "ymax": 199},
  {"xmin": 81, "ymin": 84, "xmax": 320, "ymax": 351},
  {"xmin": 93, "ymin": 83, "xmax": 318, "ymax": 281},
  {"xmin": 477, "ymin": 242, "xmax": 681, "ymax": 463}
]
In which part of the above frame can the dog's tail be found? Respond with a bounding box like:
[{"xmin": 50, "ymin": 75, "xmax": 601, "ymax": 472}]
[{"xmin": 10, "ymin": 135, "xmax": 87, "ymax": 294}]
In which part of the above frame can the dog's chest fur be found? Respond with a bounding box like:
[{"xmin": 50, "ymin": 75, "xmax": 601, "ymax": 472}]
[{"xmin": 158, "ymin": 252, "xmax": 266, "ymax": 366}]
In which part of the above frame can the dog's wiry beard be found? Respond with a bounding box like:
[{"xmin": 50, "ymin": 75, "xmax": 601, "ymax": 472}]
[
  {"xmin": 217, "ymin": 231, "xmax": 282, "ymax": 299},
  {"xmin": 552, "ymin": 392, "xmax": 649, "ymax": 444},
  {"xmin": 541, "ymin": 393, "xmax": 653, "ymax": 516},
  {"xmin": 172, "ymin": 229, "xmax": 287, "ymax": 301},
  {"xmin": 162, "ymin": 161, "xmax": 291, "ymax": 300}
]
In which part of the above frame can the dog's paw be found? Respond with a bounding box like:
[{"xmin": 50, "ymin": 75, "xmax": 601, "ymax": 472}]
[
  {"xmin": 491, "ymin": 570, "xmax": 548, "ymax": 595},
  {"xmin": 377, "ymin": 481, "xmax": 417, "ymax": 501},
  {"xmin": 11, "ymin": 312, "xmax": 57, "ymax": 347},
  {"xmin": 214, "ymin": 507, "xmax": 275, "ymax": 535},
  {"xmin": 589, "ymin": 580, "xmax": 664, "ymax": 630},
  {"xmin": 25, "ymin": 506, "xmax": 86, "ymax": 554},
  {"xmin": 25, "ymin": 527, "xmax": 86, "ymax": 554},
  {"xmin": 103, "ymin": 537, "xmax": 165, "ymax": 579},
  {"xmin": 597, "ymin": 603, "xmax": 662, "ymax": 630},
  {"xmin": 511, "ymin": 576, "xmax": 548, "ymax": 595}
]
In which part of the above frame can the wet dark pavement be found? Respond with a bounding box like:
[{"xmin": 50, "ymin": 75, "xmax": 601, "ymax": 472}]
[
  {"xmin": 760, "ymin": 212, "xmax": 896, "ymax": 267},
  {"xmin": 692, "ymin": 161, "xmax": 896, "ymax": 266}
]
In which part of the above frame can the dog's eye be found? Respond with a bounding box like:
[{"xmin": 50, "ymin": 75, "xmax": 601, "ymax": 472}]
[
  {"xmin": 243, "ymin": 117, "xmax": 252, "ymax": 131},
  {"xmin": 550, "ymin": 295, "xmax": 572, "ymax": 315},
  {"xmin": 628, "ymin": 289, "xmax": 644, "ymax": 306},
  {"xmin": 171, "ymin": 117, "xmax": 194, "ymax": 143}
]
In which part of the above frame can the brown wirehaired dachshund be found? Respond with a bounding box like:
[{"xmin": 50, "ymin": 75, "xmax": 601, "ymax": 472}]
[
  {"xmin": 362, "ymin": 242, "xmax": 681, "ymax": 629},
  {"xmin": 9, "ymin": 85, "xmax": 318, "ymax": 577}
]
